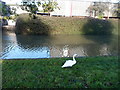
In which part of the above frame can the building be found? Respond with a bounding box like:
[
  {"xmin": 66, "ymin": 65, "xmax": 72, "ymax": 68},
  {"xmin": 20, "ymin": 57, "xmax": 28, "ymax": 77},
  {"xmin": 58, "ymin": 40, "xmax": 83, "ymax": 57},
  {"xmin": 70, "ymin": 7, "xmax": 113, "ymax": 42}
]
[
  {"xmin": 51, "ymin": 0, "xmax": 91, "ymax": 17},
  {"xmin": 50, "ymin": 0, "xmax": 115, "ymax": 17},
  {"xmin": 2, "ymin": 0, "xmax": 117, "ymax": 17}
]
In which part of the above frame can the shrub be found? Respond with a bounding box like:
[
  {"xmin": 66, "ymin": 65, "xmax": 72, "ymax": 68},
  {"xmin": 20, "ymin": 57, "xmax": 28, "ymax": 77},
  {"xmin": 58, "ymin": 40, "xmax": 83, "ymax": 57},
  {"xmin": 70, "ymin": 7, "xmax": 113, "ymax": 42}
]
[{"xmin": 15, "ymin": 14, "xmax": 118, "ymax": 35}]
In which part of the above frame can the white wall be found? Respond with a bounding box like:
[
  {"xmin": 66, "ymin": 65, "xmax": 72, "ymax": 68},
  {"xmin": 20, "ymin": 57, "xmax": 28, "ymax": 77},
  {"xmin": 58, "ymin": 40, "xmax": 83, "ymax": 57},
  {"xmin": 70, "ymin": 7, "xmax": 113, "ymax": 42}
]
[
  {"xmin": 51, "ymin": 0, "xmax": 92, "ymax": 17},
  {"xmin": 72, "ymin": 1, "xmax": 91, "ymax": 16}
]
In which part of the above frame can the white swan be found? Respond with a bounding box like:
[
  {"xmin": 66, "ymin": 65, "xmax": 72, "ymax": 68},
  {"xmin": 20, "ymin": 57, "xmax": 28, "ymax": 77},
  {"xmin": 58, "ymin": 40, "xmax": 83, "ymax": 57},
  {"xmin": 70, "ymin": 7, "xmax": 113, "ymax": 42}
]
[{"xmin": 62, "ymin": 54, "xmax": 77, "ymax": 68}]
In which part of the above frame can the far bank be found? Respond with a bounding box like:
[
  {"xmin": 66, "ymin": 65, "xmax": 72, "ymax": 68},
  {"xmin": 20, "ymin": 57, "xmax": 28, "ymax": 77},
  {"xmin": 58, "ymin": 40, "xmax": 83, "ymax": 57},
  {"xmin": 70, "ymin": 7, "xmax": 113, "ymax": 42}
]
[{"xmin": 15, "ymin": 14, "xmax": 119, "ymax": 35}]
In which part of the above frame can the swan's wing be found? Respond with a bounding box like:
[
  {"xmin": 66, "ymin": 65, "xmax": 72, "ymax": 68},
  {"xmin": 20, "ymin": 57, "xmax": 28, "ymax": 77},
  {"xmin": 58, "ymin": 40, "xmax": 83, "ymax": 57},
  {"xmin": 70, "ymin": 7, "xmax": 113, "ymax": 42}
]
[{"xmin": 62, "ymin": 60, "xmax": 75, "ymax": 68}]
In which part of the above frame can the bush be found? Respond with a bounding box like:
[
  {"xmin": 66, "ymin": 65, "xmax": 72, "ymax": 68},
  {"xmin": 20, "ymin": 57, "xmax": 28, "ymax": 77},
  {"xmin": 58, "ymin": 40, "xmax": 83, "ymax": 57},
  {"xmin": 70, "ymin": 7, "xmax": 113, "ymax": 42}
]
[
  {"xmin": 15, "ymin": 14, "xmax": 118, "ymax": 35},
  {"xmin": 81, "ymin": 18, "xmax": 114, "ymax": 35},
  {"xmin": 15, "ymin": 14, "xmax": 51, "ymax": 35}
]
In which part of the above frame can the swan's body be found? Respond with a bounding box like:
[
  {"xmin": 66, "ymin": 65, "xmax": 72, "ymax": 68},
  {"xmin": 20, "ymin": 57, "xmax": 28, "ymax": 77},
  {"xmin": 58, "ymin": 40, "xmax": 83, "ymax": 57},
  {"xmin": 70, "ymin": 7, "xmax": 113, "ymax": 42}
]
[{"xmin": 62, "ymin": 54, "xmax": 77, "ymax": 68}]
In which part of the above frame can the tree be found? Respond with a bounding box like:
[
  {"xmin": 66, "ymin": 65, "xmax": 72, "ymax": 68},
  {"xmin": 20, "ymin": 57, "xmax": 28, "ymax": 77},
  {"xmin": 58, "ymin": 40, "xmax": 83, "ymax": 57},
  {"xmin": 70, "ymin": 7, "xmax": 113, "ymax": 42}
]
[
  {"xmin": 21, "ymin": 0, "xmax": 59, "ymax": 17},
  {"xmin": 10, "ymin": 7, "xmax": 17, "ymax": 15},
  {"xmin": 21, "ymin": 0, "xmax": 59, "ymax": 13},
  {"xmin": 1, "ymin": 2, "xmax": 11, "ymax": 16},
  {"xmin": 112, "ymin": 1, "xmax": 120, "ymax": 17},
  {"xmin": 21, "ymin": 0, "xmax": 39, "ymax": 14},
  {"xmin": 42, "ymin": 0, "xmax": 60, "ymax": 13},
  {"xmin": 87, "ymin": 2, "xmax": 110, "ymax": 18}
]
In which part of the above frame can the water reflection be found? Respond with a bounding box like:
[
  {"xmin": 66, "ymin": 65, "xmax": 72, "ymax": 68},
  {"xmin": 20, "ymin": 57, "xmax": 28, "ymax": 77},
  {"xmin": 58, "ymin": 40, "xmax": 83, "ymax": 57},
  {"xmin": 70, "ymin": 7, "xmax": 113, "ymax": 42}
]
[
  {"xmin": 62, "ymin": 45, "xmax": 69, "ymax": 57},
  {"xmin": 1, "ymin": 32, "xmax": 119, "ymax": 59}
]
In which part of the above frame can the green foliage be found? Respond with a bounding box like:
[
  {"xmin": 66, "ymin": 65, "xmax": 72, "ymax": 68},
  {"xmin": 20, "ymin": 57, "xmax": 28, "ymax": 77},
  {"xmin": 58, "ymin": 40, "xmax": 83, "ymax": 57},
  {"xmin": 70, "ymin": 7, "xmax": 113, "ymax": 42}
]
[
  {"xmin": 15, "ymin": 14, "xmax": 118, "ymax": 35},
  {"xmin": 81, "ymin": 18, "xmax": 114, "ymax": 35},
  {"xmin": 21, "ymin": 0, "xmax": 39, "ymax": 14},
  {"xmin": 98, "ymin": 15, "xmax": 104, "ymax": 19},
  {"xmin": 0, "ymin": 2, "xmax": 2, "ymax": 12},
  {"xmin": 21, "ymin": 0, "xmax": 59, "ymax": 14},
  {"xmin": 9, "ymin": 14, "xmax": 19, "ymax": 20},
  {"xmin": 2, "ymin": 56, "xmax": 119, "ymax": 88},
  {"xmin": 15, "ymin": 14, "xmax": 51, "ymax": 35},
  {"xmin": 42, "ymin": 0, "xmax": 60, "ymax": 13},
  {"xmin": 2, "ymin": 5, "xmax": 8, "ymax": 15},
  {"xmin": 0, "ymin": 1, "xmax": 14, "ymax": 16},
  {"xmin": 2, "ymin": 4, "xmax": 10, "ymax": 16}
]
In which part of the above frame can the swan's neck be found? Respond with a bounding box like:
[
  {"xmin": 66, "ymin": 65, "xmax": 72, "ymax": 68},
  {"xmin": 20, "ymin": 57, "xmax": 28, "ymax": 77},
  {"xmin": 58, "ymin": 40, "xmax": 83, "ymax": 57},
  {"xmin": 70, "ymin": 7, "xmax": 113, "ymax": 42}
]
[{"xmin": 73, "ymin": 55, "xmax": 76, "ymax": 61}]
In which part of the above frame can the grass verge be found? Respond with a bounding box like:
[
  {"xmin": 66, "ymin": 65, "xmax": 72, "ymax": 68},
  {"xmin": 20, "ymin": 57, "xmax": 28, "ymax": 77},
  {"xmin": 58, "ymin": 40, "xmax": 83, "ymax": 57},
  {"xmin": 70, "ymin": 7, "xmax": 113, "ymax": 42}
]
[{"xmin": 2, "ymin": 56, "xmax": 119, "ymax": 88}]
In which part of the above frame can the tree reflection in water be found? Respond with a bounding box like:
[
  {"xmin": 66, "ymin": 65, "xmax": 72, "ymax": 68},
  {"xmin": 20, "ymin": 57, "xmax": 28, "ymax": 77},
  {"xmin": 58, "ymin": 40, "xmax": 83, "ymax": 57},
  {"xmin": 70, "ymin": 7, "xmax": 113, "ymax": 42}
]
[{"xmin": 1, "ymin": 34, "xmax": 118, "ymax": 59}]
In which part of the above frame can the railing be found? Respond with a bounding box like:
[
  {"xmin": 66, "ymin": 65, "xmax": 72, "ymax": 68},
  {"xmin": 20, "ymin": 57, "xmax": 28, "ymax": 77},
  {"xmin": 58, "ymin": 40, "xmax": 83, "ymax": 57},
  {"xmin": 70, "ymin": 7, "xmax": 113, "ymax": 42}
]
[{"xmin": 37, "ymin": 12, "xmax": 50, "ymax": 16}]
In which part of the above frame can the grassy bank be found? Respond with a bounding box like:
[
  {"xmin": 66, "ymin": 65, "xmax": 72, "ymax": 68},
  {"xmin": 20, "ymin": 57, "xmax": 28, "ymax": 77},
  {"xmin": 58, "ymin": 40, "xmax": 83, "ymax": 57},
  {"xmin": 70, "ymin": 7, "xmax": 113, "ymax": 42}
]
[
  {"xmin": 15, "ymin": 14, "xmax": 119, "ymax": 35},
  {"xmin": 2, "ymin": 56, "xmax": 119, "ymax": 88}
]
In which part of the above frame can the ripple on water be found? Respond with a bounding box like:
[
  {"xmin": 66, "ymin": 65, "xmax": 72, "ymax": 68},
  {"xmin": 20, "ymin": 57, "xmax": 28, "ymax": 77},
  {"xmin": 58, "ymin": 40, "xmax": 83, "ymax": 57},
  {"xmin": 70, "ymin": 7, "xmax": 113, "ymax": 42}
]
[{"xmin": 2, "ymin": 34, "xmax": 119, "ymax": 59}]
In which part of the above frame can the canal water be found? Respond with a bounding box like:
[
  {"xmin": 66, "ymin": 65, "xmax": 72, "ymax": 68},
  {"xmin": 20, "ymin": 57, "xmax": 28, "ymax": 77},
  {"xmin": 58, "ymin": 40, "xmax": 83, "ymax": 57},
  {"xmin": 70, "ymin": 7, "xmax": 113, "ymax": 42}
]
[{"xmin": 1, "ymin": 31, "xmax": 119, "ymax": 59}]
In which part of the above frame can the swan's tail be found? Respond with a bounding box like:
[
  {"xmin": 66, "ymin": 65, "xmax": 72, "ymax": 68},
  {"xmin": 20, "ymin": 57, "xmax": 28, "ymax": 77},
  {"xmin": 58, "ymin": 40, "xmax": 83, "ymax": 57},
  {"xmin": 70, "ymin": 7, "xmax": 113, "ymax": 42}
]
[
  {"xmin": 62, "ymin": 64, "xmax": 68, "ymax": 68},
  {"xmin": 62, "ymin": 65, "xmax": 65, "ymax": 68},
  {"xmin": 62, "ymin": 65, "xmax": 72, "ymax": 68}
]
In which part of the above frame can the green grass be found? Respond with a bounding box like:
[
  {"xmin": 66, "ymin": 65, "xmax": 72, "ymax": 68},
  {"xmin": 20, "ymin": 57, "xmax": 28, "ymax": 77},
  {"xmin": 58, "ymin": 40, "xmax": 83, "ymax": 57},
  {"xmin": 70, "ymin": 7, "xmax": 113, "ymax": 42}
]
[
  {"xmin": 15, "ymin": 14, "xmax": 119, "ymax": 35},
  {"xmin": 2, "ymin": 56, "xmax": 119, "ymax": 88}
]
